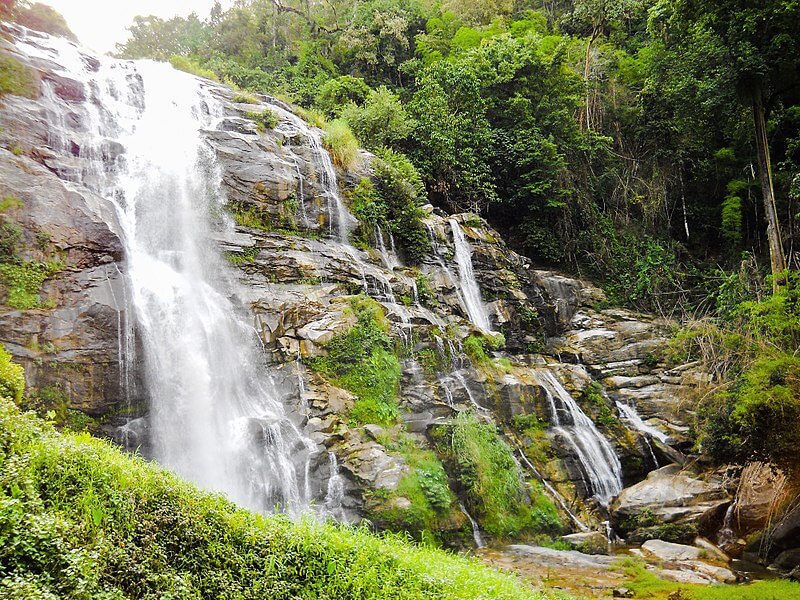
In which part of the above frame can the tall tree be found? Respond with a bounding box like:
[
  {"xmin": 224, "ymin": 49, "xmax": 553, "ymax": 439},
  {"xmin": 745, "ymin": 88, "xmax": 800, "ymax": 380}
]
[{"xmin": 674, "ymin": 0, "xmax": 800, "ymax": 286}]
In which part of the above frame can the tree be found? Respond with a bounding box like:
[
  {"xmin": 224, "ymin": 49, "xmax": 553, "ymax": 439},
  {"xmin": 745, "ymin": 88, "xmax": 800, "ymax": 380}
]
[
  {"xmin": 565, "ymin": 0, "xmax": 642, "ymax": 130},
  {"xmin": 674, "ymin": 0, "xmax": 800, "ymax": 287}
]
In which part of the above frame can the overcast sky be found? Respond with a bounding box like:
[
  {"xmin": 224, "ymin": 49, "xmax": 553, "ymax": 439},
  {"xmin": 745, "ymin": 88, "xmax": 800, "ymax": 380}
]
[{"xmin": 43, "ymin": 0, "xmax": 232, "ymax": 54}]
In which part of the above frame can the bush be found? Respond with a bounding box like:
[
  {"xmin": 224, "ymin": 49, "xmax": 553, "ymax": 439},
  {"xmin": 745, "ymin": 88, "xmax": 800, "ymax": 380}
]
[
  {"xmin": 169, "ymin": 55, "xmax": 219, "ymax": 81},
  {"xmin": 0, "ymin": 55, "xmax": 39, "ymax": 98},
  {"xmin": 371, "ymin": 148, "xmax": 431, "ymax": 263},
  {"xmin": 0, "ymin": 344, "xmax": 24, "ymax": 404},
  {"xmin": 341, "ymin": 86, "xmax": 414, "ymax": 149},
  {"xmin": 243, "ymin": 109, "xmax": 278, "ymax": 133},
  {"xmin": 307, "ymin": 296, "xmax": 401, "ymax": 426},
  {"xmin": 314, "ymin": 75, "xmax": 371, "ymax": 117},
  {"xmin": 0, "ymin": 388, "xmax": 541, "ymax": 598},
  {"xmin": 440, "ymin": 412, "xmax": 562, "ymax": 538},
  {"xmin": 323, "ymin": 119, "xmax": 359, "ymax": 168}
]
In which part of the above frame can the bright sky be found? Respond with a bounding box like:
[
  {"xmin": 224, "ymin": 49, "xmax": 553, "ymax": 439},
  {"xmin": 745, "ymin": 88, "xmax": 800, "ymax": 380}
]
[{"xmin": 43, "ymin": 0, "xmax": 232, "ymax": 54}]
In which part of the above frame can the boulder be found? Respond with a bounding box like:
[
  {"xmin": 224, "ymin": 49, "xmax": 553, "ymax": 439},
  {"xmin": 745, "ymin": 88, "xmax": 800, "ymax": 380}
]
[
  {"xmin": 612, "ymin": 466, "xmax": 728, "ymax": 533},
  {"xmin": 641, "ymin": 539, "xmax": 702, "ymax": 562}
]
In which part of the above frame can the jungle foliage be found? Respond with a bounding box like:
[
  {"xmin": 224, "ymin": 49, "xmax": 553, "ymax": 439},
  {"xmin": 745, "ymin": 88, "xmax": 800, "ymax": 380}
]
[{"xmin": 112, "ymin": 0, "xmax": 800, "ymax": 313}]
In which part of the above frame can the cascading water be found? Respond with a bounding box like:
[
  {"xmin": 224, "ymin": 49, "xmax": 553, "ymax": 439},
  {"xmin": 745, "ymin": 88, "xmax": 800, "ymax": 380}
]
[
  {"xmin": 448, "ymin": 220, "xmax": 493, "ymax": 331},
  {"xmin": 535, "ymin": 369, "xmax": 622, "ymax": 505},
  {"xmin": 616, "ymin": 400, "xmax": 667, "ymax": 467},
  {"xmin": 15, "ymin": 30, "xmax": 312, "ymax": 515}
]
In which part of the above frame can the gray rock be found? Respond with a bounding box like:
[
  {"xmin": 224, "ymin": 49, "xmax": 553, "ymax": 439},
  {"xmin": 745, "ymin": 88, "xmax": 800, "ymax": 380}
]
[{"xmin": 642, "ymin": 539, "xmax": 702, "ymax": 562}]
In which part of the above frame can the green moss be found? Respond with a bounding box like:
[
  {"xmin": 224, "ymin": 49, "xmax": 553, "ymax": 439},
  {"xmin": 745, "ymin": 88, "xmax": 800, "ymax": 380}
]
[
  {"xmin": 307, "ymin": 296, "xmax": 401, "ymax": 426},
  {"xmin": 0, "ymin": 260, "xmax": 63, "ymax": 310},
  {"xmin": 0, "ymin": 55, "xmax": 39, "ymax": 98}
]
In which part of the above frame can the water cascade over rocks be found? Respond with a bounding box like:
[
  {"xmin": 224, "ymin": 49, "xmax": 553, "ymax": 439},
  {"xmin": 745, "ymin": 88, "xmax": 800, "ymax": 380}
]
[
  {"xmin": 10, "ymin": 29, "xmax": 312, "ymax": 514},
  {"xmin": 449, "ymin": 219, "xmax": 494, "ymax": 331},
  {"xmin": 534, "ymin": 369, "xmax": 623, "ymax": 505}
]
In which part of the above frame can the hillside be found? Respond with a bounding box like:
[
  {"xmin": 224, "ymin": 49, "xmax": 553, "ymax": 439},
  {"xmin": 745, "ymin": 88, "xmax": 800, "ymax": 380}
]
[{"xmin": 0, "ymin": 347, "xmax": 542, "ymax": 599}]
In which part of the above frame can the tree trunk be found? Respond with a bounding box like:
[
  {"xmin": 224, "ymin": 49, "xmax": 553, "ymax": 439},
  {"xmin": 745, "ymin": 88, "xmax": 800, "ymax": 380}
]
[
  {"xmin": 752, "ymin": 91, "xmax": 787, "ymax": 289},
  {"xmin": 580, "ymin": 27, "xmax": 601, "ymax": 132}
]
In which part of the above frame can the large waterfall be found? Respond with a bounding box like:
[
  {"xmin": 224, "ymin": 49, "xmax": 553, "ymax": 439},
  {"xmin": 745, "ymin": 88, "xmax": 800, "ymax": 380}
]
[{"xmin": 14, "ymin": 30, "xmax": 312, "ymax": 514}]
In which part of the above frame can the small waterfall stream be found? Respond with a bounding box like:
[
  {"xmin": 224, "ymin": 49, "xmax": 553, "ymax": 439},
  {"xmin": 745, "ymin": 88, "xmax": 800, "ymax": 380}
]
[
  {"xmin": 449, "ymin": 219, "xmax": 493, "ymax": 331},
  {"xmin": 534, "ymin": 370, "xmax": 623, "ymax": 505}
]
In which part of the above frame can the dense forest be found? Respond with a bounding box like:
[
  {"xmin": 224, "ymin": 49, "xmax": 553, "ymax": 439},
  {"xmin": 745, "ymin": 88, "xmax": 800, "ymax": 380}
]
[{"xmin": 105, "ymin": 0, "xmax": 799, "ymax": 313}]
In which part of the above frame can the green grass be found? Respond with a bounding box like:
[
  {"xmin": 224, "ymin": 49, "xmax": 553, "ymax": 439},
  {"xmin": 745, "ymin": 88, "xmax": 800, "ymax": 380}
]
[
  {"xmin": 0, "ymin": 351, "xmax": 547, "ymax": 599},
  {"xmin": 232, "ymin": 91, "xmax": 260, "ymax": 104},
  {"xmin": 323, "ymin": 119, "xmax": 359, "ymax": 168},
  {"xmin": 169, "ymin": 55, "xmax": 219, "ymax": 81},
  {"xmin": 615, "ymin": 558, "xmax": 800, "ymax": 599},
  {"xmin": 0, "ymin": 55, "xmax": 39, "ymax": 98}
]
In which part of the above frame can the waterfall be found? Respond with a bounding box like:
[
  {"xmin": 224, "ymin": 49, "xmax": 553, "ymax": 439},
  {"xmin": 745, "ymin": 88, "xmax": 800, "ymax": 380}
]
[
  {"xmin": 459, "ymin": 502, "xmax": 485, "ymax": 548},
  {"xmin": 534, "ymin": 370, "xmax": 622, "ymax": 505},
  {"xmin": 616, "ymin": 400, "xmax": 669, "ymax": 444},
  {"xmin": 323, "ymin": 452, "xmax": 346, "ymax": 519},
  {"xmin": 16, "ymin": 30, "xmax": 312, "ymax": 515},
  {"xmin": 448, "ymin": 220, "xmax": 493, "ymax": 331}
]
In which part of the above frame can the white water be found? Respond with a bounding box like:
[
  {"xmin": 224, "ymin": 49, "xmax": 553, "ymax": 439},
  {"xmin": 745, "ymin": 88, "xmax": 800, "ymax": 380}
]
[
  {"xmin": 15, "ymin": 30, "xmax": 313, "ymax": 514},
  {"xmin": 535, "ymin": 370, "xmax": 622, "ymax": 505},
  {"xmin": 449, "ymin": 220, "xmax": 493, "ymax": 332},
  {"xmin": 323, "ymin": 452, "xmax": 346, "ymax": 520},
  {"xmin": 616, "ymin": 401, "xmax": 669, "ymax": 444},
  {"xmin": 459, "ymin": 502, "xmax": 485, "ymax": 548}
]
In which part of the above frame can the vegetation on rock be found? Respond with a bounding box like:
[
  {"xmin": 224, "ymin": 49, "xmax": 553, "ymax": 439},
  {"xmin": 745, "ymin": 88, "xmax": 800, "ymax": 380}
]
[
  {"xmin": 0, "ymin": 349, "xmax": 543, "ymax": 599},
  {"xmin": 307, "ymin": 296, "xmax": 401, "ymax": 426}
]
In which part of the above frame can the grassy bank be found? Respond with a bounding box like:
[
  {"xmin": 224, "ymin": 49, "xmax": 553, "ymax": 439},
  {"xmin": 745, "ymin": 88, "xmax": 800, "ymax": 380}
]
[{"xmin": 0, "ymin": 349, "xmax": 543, "ymax": 599}]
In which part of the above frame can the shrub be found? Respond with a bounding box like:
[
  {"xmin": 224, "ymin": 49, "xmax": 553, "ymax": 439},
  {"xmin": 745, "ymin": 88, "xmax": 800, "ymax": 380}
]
[
  {"xmin": 323, "ymin": 119, "xmax": 359, "ymax": 168},
  {"xmin": 341, "ymin": 86, "xmax": 414, "ymax": 149},
  {"xmin": 169, "ymin": 55, "xmax": 219, "ymax": 81},
  {"xmin": 371, "ymin": 148, "xmax": 431, "ymax": 263},
  {"xmin": 307, "ymin": 296, "xmax": 401, "ymax": 426},
  {"xmin": 0, "ymin": 55, "xmax": 39, "ymax": 98},
  {"xmin": 314, "ymin": 75, "xmax": 371, "ymax": 117},
  {"xmin": 0, "ymin": 344, "xmax": 24, "ymax": 404},
  {"xmin": 441, "ymin": 412, "xmax": 562, "ymax": 538},
  {"xmin": 244, "ymin": 109, "xmax": 278, "ymax": 133}
]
